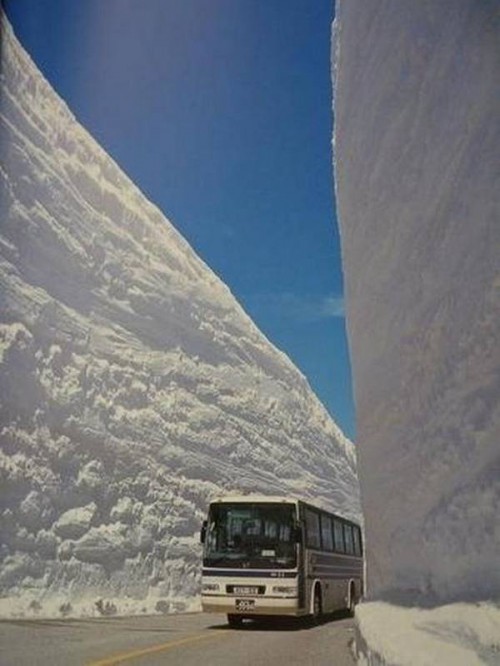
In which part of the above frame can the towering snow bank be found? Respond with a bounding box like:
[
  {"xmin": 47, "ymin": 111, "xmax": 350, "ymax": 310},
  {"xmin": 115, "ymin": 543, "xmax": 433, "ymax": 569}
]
[
  {"xmin": 0, "ymin": 12, "xmax": 360, "ymax": 615},
  {"xmin": 334, "ymin": 0, "xmax": 499, "ymax": 605}
]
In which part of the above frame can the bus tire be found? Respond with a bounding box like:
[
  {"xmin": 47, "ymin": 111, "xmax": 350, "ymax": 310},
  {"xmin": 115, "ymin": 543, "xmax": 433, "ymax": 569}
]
[
  {"xmin": 312, "ymin": 585, "xmax": 322, "ymax": 623},
  {"xmin": 227, "ymin": 614, "xmax": 243, "ymax": 628},
  {"xmin": 347, "ymin": 582, "xmax": 356, "ymax": 617}
]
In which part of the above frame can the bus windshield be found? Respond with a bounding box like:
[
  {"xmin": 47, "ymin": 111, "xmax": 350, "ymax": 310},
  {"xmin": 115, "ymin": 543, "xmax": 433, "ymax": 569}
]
[{"xmin": 203, "ymin": 502, "xmax": 297, "ymax": 569}]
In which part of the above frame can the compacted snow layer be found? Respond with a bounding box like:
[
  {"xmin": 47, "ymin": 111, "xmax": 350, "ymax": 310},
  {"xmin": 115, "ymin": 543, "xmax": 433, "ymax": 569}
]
[
  {"xmin": 0, "ymin": 12, "xmax": 360, "ymax": 617},
  {"xmin": 355, "ymin": 602, "xmax": 500, "ymax": 666},
  {"xmin": 333, "ymin": 0, "xmax": 499, "ymax": 603},
  {"xmin": 333, "ymin": 0, "xmax": 499, "ymax": 663}
]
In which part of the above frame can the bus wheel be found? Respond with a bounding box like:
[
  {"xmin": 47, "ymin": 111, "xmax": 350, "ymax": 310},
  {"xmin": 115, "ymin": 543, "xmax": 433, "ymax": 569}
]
[
  {"xmin": 348, "ymin": 583, "xmax": 356, "ymax": 617},
  {"xmin": 312, "ymin": 585, "xmax": 322, "ymax": 623},
  {"xmin": 227, "ymin": 614, "xmax": 243, "ymax": 628}
]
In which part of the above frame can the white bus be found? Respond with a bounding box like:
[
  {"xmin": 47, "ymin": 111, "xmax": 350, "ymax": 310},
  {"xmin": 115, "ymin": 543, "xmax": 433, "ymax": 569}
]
[{"xmin": 200, "ymin": 495, "xmax": 363, "ymax": 626}]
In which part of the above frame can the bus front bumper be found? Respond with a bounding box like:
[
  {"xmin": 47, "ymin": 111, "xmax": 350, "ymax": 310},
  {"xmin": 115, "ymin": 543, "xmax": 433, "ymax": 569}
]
[{"xmin": 201, "ymin": 595, "xmax": 304, "ymax": 617}]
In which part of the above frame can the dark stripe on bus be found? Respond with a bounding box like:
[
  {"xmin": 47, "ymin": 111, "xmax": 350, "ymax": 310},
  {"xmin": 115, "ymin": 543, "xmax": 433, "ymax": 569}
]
[
  {"xmin": 313, "ymin": 553, "xmax": 362, "ymax": 565},
  {"xmin": 307, "ymin": 573, "xmax": 362, "ymax": 580},
  {"xmin": 202, "ymin": 569, "xmax": 298, "ymax": 578}
]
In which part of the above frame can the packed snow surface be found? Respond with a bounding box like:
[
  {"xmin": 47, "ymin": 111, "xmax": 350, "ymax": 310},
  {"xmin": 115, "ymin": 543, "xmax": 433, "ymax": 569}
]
[
  {"xmin": 334, "ymin": 0, "xmax": 499, "ymax": 604},
  {"xmin": 355, "ymin": 602, "xmax": 500, "ymax": 666},
  {"xmin": 0, "ymin": 12, "xmax": 360, "ymax": 617},
  {"xmin": 334, "ymin": 0, "xmax": 499, "ymax": 663}
]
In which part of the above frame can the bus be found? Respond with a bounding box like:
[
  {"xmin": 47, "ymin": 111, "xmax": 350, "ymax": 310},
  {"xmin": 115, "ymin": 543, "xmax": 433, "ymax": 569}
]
[{"xmin": 200, "ymin": 494, "xmax": 363, "ymax": 626}]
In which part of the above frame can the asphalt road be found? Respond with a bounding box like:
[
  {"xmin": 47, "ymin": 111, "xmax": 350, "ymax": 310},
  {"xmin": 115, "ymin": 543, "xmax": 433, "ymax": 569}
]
[{"xmin": 0, "ymin": 611, "xmax": 356, "ymax": 666}]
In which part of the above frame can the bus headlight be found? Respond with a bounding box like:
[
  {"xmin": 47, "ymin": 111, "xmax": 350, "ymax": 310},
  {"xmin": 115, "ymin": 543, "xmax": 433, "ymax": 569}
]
[
  {"xmin": 272, "ymin": 586, "xmax": 298, "ymax": 596},
  {"xmin": 202, "ymin": 583, "xmax": 220, "ymax": 592}
]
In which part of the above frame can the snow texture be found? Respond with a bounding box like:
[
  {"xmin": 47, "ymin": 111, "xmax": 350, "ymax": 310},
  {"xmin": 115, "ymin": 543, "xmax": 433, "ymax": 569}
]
[
  {"xmin": 334, "ymin": 0, "xmax": 500, "ymax": 605},
  {"xmin": 0, "ymin": 11, "xmax": 361, "ymax": 617},
  {"xmin": 355, "ymin": 601, "xmax": 500, "ymax": 666},
  {"xmin": 334, "ymin": 0, "xmax": 499, "ymax": 663}
]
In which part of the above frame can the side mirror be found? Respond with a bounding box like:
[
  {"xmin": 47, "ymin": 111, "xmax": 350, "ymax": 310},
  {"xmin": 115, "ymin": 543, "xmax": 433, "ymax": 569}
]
[{"xmin": 200, "ymin": 520, "xmax": 207, "ymax": 544}]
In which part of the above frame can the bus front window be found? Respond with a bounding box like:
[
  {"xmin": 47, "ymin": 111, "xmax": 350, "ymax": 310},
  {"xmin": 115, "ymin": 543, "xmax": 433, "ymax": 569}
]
[{"xmin": 203, "ymin": 503, "xmax": 297, "ymax": 569}]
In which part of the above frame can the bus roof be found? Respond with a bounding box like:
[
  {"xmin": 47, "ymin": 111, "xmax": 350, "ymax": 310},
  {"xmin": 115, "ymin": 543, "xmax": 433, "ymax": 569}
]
[
  {"xmin": 209, "ymin": 494, "xmax": 299, "ymax": 505},
  {"xmin": 208, "ymin": 495, "xmax": 361, "ymax": 528}
]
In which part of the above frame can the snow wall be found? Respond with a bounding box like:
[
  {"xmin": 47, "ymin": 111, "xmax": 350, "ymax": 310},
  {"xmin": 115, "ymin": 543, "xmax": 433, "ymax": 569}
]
[
  {"xmin": 333, "ymin": 0, "xmax": 500, "ymax": 603},
  {"xmin": 0, "ymin": 12, "xmax": 361, "ymax": 616}
]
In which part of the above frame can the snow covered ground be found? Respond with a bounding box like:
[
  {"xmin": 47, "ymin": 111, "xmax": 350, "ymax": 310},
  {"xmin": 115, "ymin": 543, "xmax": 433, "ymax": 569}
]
[
  {"xmin": 333, "ymin": 0, "xmax": 499, "ymax": 663},
  {"xmin": 355, "ymin": 602, "xmax": 500, "ymax": 666},
  {"xmin": 0, "ymin": 11, "xmax": 361, "ymax": 618}
]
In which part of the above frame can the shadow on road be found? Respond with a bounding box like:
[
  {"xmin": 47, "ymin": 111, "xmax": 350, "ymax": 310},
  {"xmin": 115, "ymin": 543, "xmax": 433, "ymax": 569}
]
[{"xmin": 209, "ymin": 609, "xmax": 352, "ymax": 632}]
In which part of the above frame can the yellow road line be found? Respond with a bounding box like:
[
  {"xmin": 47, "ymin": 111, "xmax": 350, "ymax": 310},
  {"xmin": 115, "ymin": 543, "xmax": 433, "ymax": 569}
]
[{"xmin": 87, "ymin": 631, "xmax": 228, "ymax": 666}]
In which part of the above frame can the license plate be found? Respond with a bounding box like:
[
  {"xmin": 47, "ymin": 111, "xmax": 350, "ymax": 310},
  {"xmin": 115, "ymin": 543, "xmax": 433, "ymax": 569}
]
[
  {"xmin": 233, "ymin": 586, "xmax": 259, "ymax": 595},
  {"xmin": 236, "ymin": 599, "xmax": 255, "ymax": 611}
]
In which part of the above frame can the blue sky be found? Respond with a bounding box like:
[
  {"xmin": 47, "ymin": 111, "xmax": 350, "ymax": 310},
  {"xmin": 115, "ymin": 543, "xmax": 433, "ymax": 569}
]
[{"xmin": 3, "ymin": 0, "xmax": 356, "ymax": 440}]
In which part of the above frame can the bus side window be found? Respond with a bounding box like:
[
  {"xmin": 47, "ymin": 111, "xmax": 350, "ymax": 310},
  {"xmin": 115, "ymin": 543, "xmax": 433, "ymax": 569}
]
[
  {"xmin": 344, "ymin": 524, "xmax": 354, "ymax": 554},
  {"xmin": 333, "ymin": 519, "xmax": 344, "ymax": 553},
  {"xmin": 353, "ymin": 526, "xmax": 362, "ymax": 556},
  {"xmin": 305, "ymin": 509, "xmax": 321, "ymax": 549},
  {"xmin": 320, "ymin": 514, "xmax": 333, "ymax": 551}
]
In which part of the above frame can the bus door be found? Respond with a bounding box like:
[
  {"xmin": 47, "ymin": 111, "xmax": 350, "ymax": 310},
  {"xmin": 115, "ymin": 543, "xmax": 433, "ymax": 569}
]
[{"xmin": 296, "ymin": 519, "xmax": 306, "ymax": 611}]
